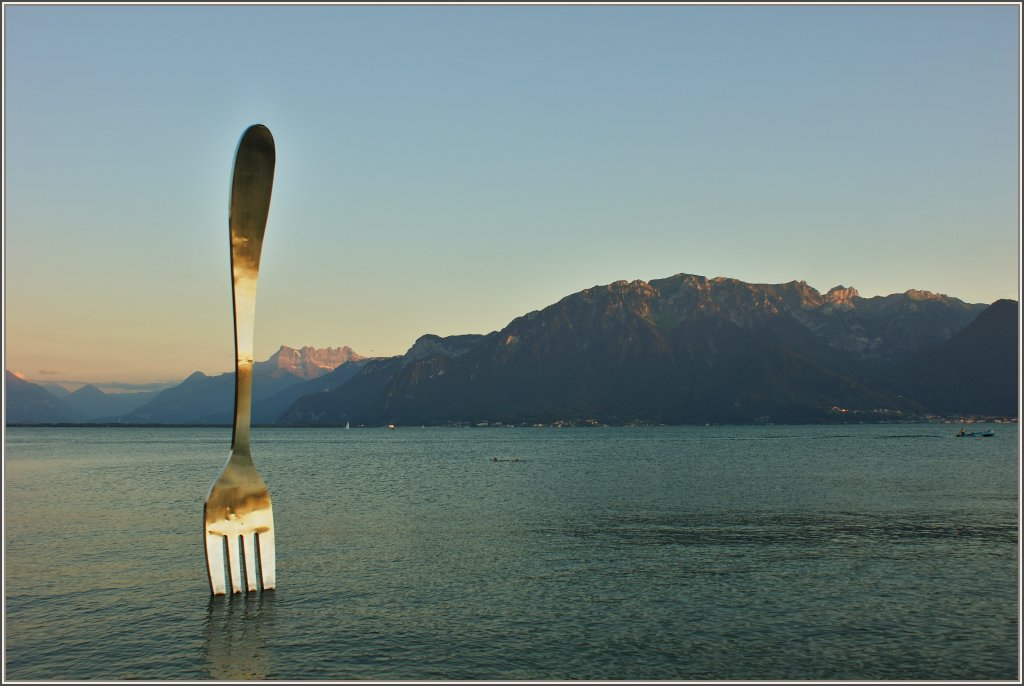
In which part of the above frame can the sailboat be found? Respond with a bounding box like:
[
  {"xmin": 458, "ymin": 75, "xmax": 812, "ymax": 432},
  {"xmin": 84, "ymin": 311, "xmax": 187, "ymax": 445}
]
[{"xmin": 345, "ymin": 421, "xmax": 350, "ymax": 430}]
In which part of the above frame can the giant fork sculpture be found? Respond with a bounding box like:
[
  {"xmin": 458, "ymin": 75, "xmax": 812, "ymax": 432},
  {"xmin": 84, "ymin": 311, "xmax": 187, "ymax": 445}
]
[{"xmin": 203, "ymin": 124, "xmax": 277, "ymax": 594}]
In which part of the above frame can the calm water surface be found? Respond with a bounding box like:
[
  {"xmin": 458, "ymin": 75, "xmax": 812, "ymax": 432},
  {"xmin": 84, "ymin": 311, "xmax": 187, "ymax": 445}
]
[{"xmin": 4, "ymin": 425, "xmax": 1019, "ymax": 680}]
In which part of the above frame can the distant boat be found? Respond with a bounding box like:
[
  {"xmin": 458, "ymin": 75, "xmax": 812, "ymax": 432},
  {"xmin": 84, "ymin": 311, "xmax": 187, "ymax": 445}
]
[
  {"xmin": 957, "ymin": 429, "xmax": 995, "ymax": 438},
  {"xmin": 345, "ymin": 421, "xmax": 350, "ymax": 430},
  {"xmin": 387, "ymin": 424, "xmax": 396, "ymax": 430}
]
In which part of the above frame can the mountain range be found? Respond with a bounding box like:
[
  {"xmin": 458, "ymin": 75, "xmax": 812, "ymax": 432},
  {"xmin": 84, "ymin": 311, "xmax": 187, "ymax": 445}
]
[
  {"xmin": 6, "ymin": 273, "xmax": 1019, "ymax": 426},
  {"xmin": 6, "ymin": 346, "xmax": 362, "ymax": 425},
  {"xmin": 281, "ymin": 274, "xmax": 1017, "ymax": 426},
  {"xmin": 118, "ymin": 345, "xmax": 363, "ymax": 424}
]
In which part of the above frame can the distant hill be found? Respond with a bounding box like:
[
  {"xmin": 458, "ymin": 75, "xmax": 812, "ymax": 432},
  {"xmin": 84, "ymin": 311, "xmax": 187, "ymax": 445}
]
[
  {"xmin": 5, "ymin": 371, "xmax": 82, "ymax": 424},
  {"xmin": 39, "ymin": 383, "xmax": 72, "ymax": 399},
  {"xmin": 887, "ymin": 298, "xmax": 1018, "ymax": 416},
  {"xmin": 279, "ymin": 273, "xmax": 1011, "ymax": 426},
  {"xmin": 6, "ymin": 346, "xmax": 366, "ymax": 426},
  {"xmin": 63, "ymin": 385, "xmax": 158, "ymax": 421},
  {"xmin": 121, "ymin": 345, "xmax": 363, "ymax": 424},
  {"xmin": 280, "ymin": 336, "xmax": 485, "ymax": 426},
  {"xmin": 251, "ymin": 358, "xmax": 370, "ymax": 424}
]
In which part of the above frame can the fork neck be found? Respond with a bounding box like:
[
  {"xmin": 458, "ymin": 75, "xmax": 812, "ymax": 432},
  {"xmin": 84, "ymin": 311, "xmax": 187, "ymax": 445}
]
[
  {"xmin": 230, "ymin": 272, "xmax": 258, "ymax": 457},
  {"xmin": 231, "ymin": 358, "xmax": 254, "ymax": 456}
]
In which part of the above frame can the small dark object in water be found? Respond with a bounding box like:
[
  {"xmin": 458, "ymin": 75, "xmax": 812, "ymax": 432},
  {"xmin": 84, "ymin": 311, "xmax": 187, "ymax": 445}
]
[{"xmin": 957, "ymin": 429, "xmax": 995, "ymax": 438}]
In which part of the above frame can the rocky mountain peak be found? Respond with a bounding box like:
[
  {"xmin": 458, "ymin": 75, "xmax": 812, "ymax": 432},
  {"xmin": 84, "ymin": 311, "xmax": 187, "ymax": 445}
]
[
  {"xmin": 904, "ymin": 289, "xmax": 943, "ymax": 302},
  {"xmin": 614, "ymin": 279, "xmax": 656, "ymax": 295},
  {"xmin": 260, "ymin": 345, "xmax": 363, "ymax": 380},
  {"xmin": 825, "ymin": 285, "xmax": 860, "ymax": 307},
  {"xmin": 404, "ymin": 334, "xmax": 486, "ymax": 363}
]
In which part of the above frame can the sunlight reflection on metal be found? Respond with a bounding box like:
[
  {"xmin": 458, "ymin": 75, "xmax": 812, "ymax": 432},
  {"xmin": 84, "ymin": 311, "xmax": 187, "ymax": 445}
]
[{"xmin": 203, "ymin": 124, "xmax": 277, "ymax": 595}]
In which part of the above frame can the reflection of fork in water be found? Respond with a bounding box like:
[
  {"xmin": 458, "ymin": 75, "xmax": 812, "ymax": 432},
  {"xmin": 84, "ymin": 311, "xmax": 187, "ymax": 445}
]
[{"xmin": 201, "ymin": 592, "xmax": 276, "ymax": 680}]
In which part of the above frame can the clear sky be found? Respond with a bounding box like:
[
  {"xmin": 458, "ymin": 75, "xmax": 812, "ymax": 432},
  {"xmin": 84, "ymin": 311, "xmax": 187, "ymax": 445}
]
[{"xmin": 3, "ymin": 3, "xmax": 1020, "ymax": 391}]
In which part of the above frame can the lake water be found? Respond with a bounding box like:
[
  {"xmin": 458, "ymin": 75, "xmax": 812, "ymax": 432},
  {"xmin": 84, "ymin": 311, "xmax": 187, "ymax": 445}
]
[{"xmin": 3, "ymin": 425, "xmax": 1019, "ymax": 680}]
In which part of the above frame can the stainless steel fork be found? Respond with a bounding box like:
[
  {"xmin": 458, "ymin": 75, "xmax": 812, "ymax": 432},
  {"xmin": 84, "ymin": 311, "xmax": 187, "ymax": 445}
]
[{"xmin": 203, "ymin": 124, "xmax": 277, "ymax": 594}]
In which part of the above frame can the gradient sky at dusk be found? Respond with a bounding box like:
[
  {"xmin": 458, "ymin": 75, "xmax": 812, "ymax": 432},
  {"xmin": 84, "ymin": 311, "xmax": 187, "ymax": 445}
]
[{"xmin": 3, "ymin": 3, "xmax": 1020, "ymax": 391}]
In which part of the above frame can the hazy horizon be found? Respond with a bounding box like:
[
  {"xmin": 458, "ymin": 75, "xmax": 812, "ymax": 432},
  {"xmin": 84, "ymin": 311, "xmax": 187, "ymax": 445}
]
[{"xmin": 4, "ymin": 4, "xmax": 1020, "ymax": 388}]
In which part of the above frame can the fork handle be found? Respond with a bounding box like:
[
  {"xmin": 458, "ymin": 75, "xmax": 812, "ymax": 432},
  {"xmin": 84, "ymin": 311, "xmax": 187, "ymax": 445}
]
[{"xmin": 228, "ymin": 125, "xmax": 275, "ymax": 455}]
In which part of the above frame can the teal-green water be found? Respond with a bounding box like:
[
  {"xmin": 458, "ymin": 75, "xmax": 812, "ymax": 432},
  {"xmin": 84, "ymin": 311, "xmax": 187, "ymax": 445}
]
[{"xmin": 4, "ymin": 425, "xmax": 1018, "ymax": 680}]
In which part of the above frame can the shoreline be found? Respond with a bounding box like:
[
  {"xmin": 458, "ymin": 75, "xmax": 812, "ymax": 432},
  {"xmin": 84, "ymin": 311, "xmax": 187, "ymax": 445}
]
[{"xmin": 5, "ymin": 417, "xmax": 1018, "ymax": 429}]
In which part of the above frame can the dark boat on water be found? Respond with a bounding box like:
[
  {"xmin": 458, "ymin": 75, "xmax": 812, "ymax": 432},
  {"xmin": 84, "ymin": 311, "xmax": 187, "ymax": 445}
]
[{"xmin": 957, "ymin": 429, "xmax": 995, "ymax": 438}]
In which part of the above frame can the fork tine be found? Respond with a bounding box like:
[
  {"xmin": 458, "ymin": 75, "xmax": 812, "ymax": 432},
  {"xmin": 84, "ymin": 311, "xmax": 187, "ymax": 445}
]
[
  {"xmin": 205, "ymin": 533, "xmax": 227, "ymax": 595},
  {"xmin": 242, "ymin": 533, "xmax": 259, "ymax": 592},
  {"xmin": 226, "ymin": 534, "xmax": 244, "ymax": 593},
  {"xmin": 258, "ymin": 529, "xmax": 276, "ymax": 590}
]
